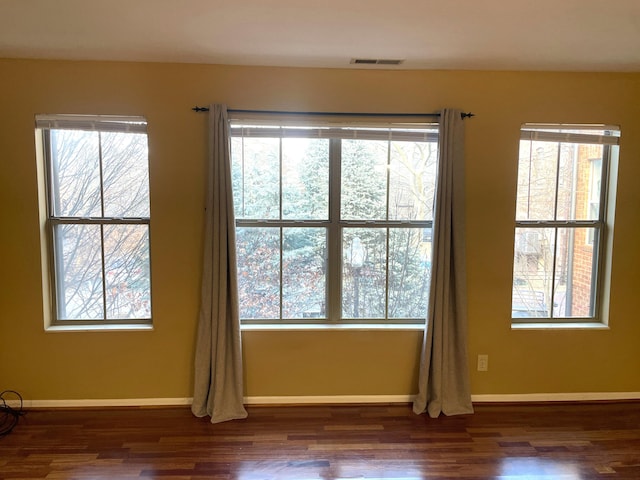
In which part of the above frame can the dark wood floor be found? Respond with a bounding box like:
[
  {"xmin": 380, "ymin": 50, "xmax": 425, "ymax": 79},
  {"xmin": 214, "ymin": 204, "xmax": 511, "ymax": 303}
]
[{"xmin": 1, "ymin": 402, "xmax": 639, "ymax": 479}]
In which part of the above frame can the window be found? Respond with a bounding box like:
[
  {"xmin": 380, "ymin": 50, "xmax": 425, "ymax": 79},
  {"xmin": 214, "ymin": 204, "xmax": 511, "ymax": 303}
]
[
  {"xmin": 36, "ymin": 115, "xmax": 152, "ymax": 327},
  {"xmin": 512, "ymin": 124, "xmax": 619, "ymax": 323},
  {"xmin": 230, "ymin": 122, "xmax": 438, "ymax": 324}
]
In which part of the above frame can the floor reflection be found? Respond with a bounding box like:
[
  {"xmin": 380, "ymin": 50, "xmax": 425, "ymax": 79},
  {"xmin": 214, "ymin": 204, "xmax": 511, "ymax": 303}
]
[
  {"xmin": 497, "ymin": 457, "xmax": 583, "ymax": 479},
  {"xmin": 234, "ymin": 457, "xmax": 589, "ymax": 479},
  {"xmin": 236, "ymin": 460, "xmax": 427, "ymax": 479}
]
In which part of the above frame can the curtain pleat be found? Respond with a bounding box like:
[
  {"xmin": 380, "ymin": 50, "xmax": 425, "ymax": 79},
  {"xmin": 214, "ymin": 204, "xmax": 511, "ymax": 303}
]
[
  {"xmin": 413, "ymin": 108, "xmax": 473, "ymax": 418},
  {"xmin": 191, "ymin": 104, "xmax": 248, "ymax": 423}
]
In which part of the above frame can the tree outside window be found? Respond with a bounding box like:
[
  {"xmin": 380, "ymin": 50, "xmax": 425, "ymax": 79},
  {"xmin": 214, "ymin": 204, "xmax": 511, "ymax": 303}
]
[
  {"xmin": 231, "ymin": 124, "xmax": 437, "ymax": 324},
  {"xmin": 37, "ymin": 115, "xmax": 151, "ymax": 325}
]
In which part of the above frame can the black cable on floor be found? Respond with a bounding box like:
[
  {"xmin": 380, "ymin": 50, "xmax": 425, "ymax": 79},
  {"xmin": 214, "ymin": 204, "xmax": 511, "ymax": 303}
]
[{"xmin": 0, "ymin": 390, "xmax": 24, "ymax": 437}]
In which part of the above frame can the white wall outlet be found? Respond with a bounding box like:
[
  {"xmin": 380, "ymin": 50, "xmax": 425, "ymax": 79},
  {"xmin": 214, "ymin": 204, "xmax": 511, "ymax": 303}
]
[{"xmin": 477, "ymin": 354, "xmax": 489, "ymax": 371}]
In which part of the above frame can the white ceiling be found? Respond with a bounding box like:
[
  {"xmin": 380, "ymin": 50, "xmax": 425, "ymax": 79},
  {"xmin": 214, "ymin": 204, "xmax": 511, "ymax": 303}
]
[{"xmin": 1, "ymin": 0, "xmax": 639, "ymax": 71}]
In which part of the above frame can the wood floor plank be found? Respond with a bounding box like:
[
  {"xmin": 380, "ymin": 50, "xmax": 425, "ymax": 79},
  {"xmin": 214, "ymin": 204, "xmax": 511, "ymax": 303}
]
[{"xmin": 1, "ymin": 402, "xmax": 639, "ymax": 479}]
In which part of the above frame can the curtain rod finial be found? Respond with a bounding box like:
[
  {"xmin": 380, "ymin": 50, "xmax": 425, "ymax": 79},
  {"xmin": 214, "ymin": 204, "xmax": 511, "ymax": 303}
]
[
  {"xmin": 461, "ymin": 112, "xmax": 475, "ymax": 119},
  {"xmin": 193, "ymin": 106, "xmax": 210, "ymax": 112}
]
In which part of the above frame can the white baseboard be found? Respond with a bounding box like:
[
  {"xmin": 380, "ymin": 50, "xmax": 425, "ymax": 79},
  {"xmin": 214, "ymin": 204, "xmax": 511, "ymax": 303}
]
[
  {"xmin": 244, "ymin": 395, "xmax": 414, "ymax": 405},
  {"xmin": 471, "ymin": 392, "xmax": 640, "ymax": 402},
  {"xmin": 6, "ymin": 392, "xmax": 640, "ymax": 409},
  {"xmin": 247, "ymin": 393, "xmax": 640, "ymax": 405},
  {"xmin": 10, "ymin": 397, "xmax": 192, "ymax": 409}
]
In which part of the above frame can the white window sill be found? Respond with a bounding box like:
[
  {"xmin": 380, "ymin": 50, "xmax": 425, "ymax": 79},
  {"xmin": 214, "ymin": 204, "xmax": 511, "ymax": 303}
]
[
  {"xmin": 511, "ymin": 322, "xmax": 609, "ymax": 331},
  {"xmin": 45, "ymin": 323, "xmax": 154, "ymax": 333},
  {"xmin": 241, "ymin": 323, "xmax": 425, "ymax": 332}
]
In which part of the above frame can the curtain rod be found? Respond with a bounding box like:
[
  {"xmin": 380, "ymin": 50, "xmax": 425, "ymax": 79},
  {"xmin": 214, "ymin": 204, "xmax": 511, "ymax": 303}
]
[{"xmin": 191, "ymin": 106, "xmax": 474, "ymax": 119}]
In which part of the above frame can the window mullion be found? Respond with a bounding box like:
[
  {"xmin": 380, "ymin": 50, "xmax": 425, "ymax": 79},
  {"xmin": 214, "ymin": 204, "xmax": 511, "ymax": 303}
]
[
  {"xmin": 327, "ymin": 138, "xmax": 342, "ymax": 323},
  {"xmin": 241, "ymin": 135, "xmax": 246, "ymax": 217},
  {"xmin": 385, "ymin": 139, "xmax": 391, "ymax": 320},
  {"xmin": 279, "ymin": 137, "xmax": 284, "ymax": 321},
  {"xmin": 50, "ymin": 217, "xmax": 150, "ymax": 225},
  {"xmin": 549, "ymin": 228, "xmax": 559, "ymax": 320},
  {"xmin": 553, "ymin": 142, "xmax": 562, "ymax": 221},
  {"xmin": 279, "ymin": 135, "xmax": 283, "ymax": 221},
  {"xmin": 100, "ymin": 223, "xmax": 107, "ymax": 320},
  {"xmin": 98, "ymin": 132, "xmax": 105, "ymax": 218},
  {"xmin": 515, "ymin": 219, "xmax": 598, "ymax": 228},
  {"xmin": 385, "ymin": 228, "xmax": 390, "ymax": 320},
  {"xmin": 548, "ymin": 143, "xmax": 561, "ymax": 320},
  {"xmin": 97, "ymin": 133, "xmax": 108, "ymax": 321},
  {"xmin": 279, "ymin": 227, "xmax": 284, "ymax": 321}
]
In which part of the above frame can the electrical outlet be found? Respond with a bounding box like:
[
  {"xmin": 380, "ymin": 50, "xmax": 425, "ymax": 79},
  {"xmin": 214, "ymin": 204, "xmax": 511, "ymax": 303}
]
[{"xmin": 477, "ymin": 354, "xmax": 489, "ymax": 371}]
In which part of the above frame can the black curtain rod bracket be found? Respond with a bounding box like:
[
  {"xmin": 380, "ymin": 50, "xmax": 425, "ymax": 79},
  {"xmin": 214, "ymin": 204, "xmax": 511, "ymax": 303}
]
[{"xmin": 192, "ymin": 106, "xmax": 474, "ymax": 119}]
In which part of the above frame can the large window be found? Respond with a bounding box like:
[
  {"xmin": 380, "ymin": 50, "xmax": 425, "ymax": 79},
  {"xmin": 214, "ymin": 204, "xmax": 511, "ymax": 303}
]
[
  {"xmin": 231, "ymin": 122, "xmax": 438, "ymax": 324},
  {"xmin": 512, "ymin": 124, "xmax": 619, "ymax": 323},
  {"xmin": 37, "ymin": 115, "xmax": 152, "ymax": 326}
]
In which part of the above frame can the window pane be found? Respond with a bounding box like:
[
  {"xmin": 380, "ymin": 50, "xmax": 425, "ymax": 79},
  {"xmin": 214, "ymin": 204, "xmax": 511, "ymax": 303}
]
[
  {"xmin": 587, "ymin": 158, "xmax": 603, "ymax": 221},
  {"xmin": 102, "ymin": 132, "xmax": 150, "ymax": 217},
  {"xmin": 555, "ymin": 143, "xmax": 576, "ymax": 221},
  {"xmin": 512, "ymin": 227, "xmax": 555, "ymax": 318},
  {"xmin": 230, "ymin": 124, "xmax": 440, "ymax": 325},
  {"xmin": 517, "ymin": 140, "xmax": 606, "ymax": 223},
  {"xmin": 55, "ymin": 224, "xmax": 104, "ymax": 320},
  {"xmin": 282, "ymin": 138, "xmax": 329, "ymax": 220},
  {"xmin": 232, "ymin": 137, "xmax": 280, "ymax": 219},
  {"xmin": 342, "ymin": 228, "xmax": 386, "ymax": 319},
  {"xmin": 553, "ymin": 227, "xmax": 597, "ymax": 318},
  {"xmin": 231, "ymin": 137, "xmax": 244, "ymax": 219},
  {"xmin": 389, "ymin": 141, "xmax": 437, "ymax": 221},
  {"xmin": 283, "ymin": 228, "xmax": 326, "ymax": 319},
  {"xmin": 388, "ymin": 228, "xmax": 431, "ymax": 319},
  {"xmin": 515, "ymin": 140, "xmax": 558, "ymax": 221},
  {"xmin": 50, "ymin": 130, "xmax": 101, "ymax": 217},
  {"xmin": 556, "ymin": 143, "xmax": 604, "ymax": 221},
  {"xmin": 103, "ymin": 225, "xmax": 151, "ymax": 319},
  {"xmin": 341, "ymin": 140, "xmax": 387, "ymax": 220},
  {"xmin": 237, "ymin": 227, "xmax": 280, "ymax": 319}
]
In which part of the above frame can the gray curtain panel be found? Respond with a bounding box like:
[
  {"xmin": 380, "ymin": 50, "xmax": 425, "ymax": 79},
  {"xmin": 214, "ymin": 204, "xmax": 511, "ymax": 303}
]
[
  {"xmin": 413, "ymin": 108, "xmax": 474, "ymax": 418},
  {"xmin": 192, "ymin": 104, "xmax": 248, "ymax": 423}
]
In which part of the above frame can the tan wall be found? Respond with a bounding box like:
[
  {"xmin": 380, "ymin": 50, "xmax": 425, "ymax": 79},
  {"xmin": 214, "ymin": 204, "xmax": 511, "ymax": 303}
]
[{"xmin": 1, "ymin": 58, "xmax": 639, "ymax": 401}]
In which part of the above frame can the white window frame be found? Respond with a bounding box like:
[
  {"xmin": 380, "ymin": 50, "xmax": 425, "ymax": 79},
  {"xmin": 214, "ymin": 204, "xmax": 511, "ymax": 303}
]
[
  {"xmin": 230, "ymin": 119, "xmax": 439, "ymax": 326},
  {"xmin": 36, "ymin": 115, "xmax": 152, "ymax": 329},
  {"xmin": 586, "ymin": 157, "xmax": 603, "ymax": 246},
  {"xmin": 512, "ymin": 123, "xmax": 619, "ymax": 325}
]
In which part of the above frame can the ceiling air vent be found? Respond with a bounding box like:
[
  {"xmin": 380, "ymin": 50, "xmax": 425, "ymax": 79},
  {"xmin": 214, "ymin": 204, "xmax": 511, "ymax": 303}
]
[{"xmin": 350, "ymin": 58, "xmax": 404, "ymax": 65}]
